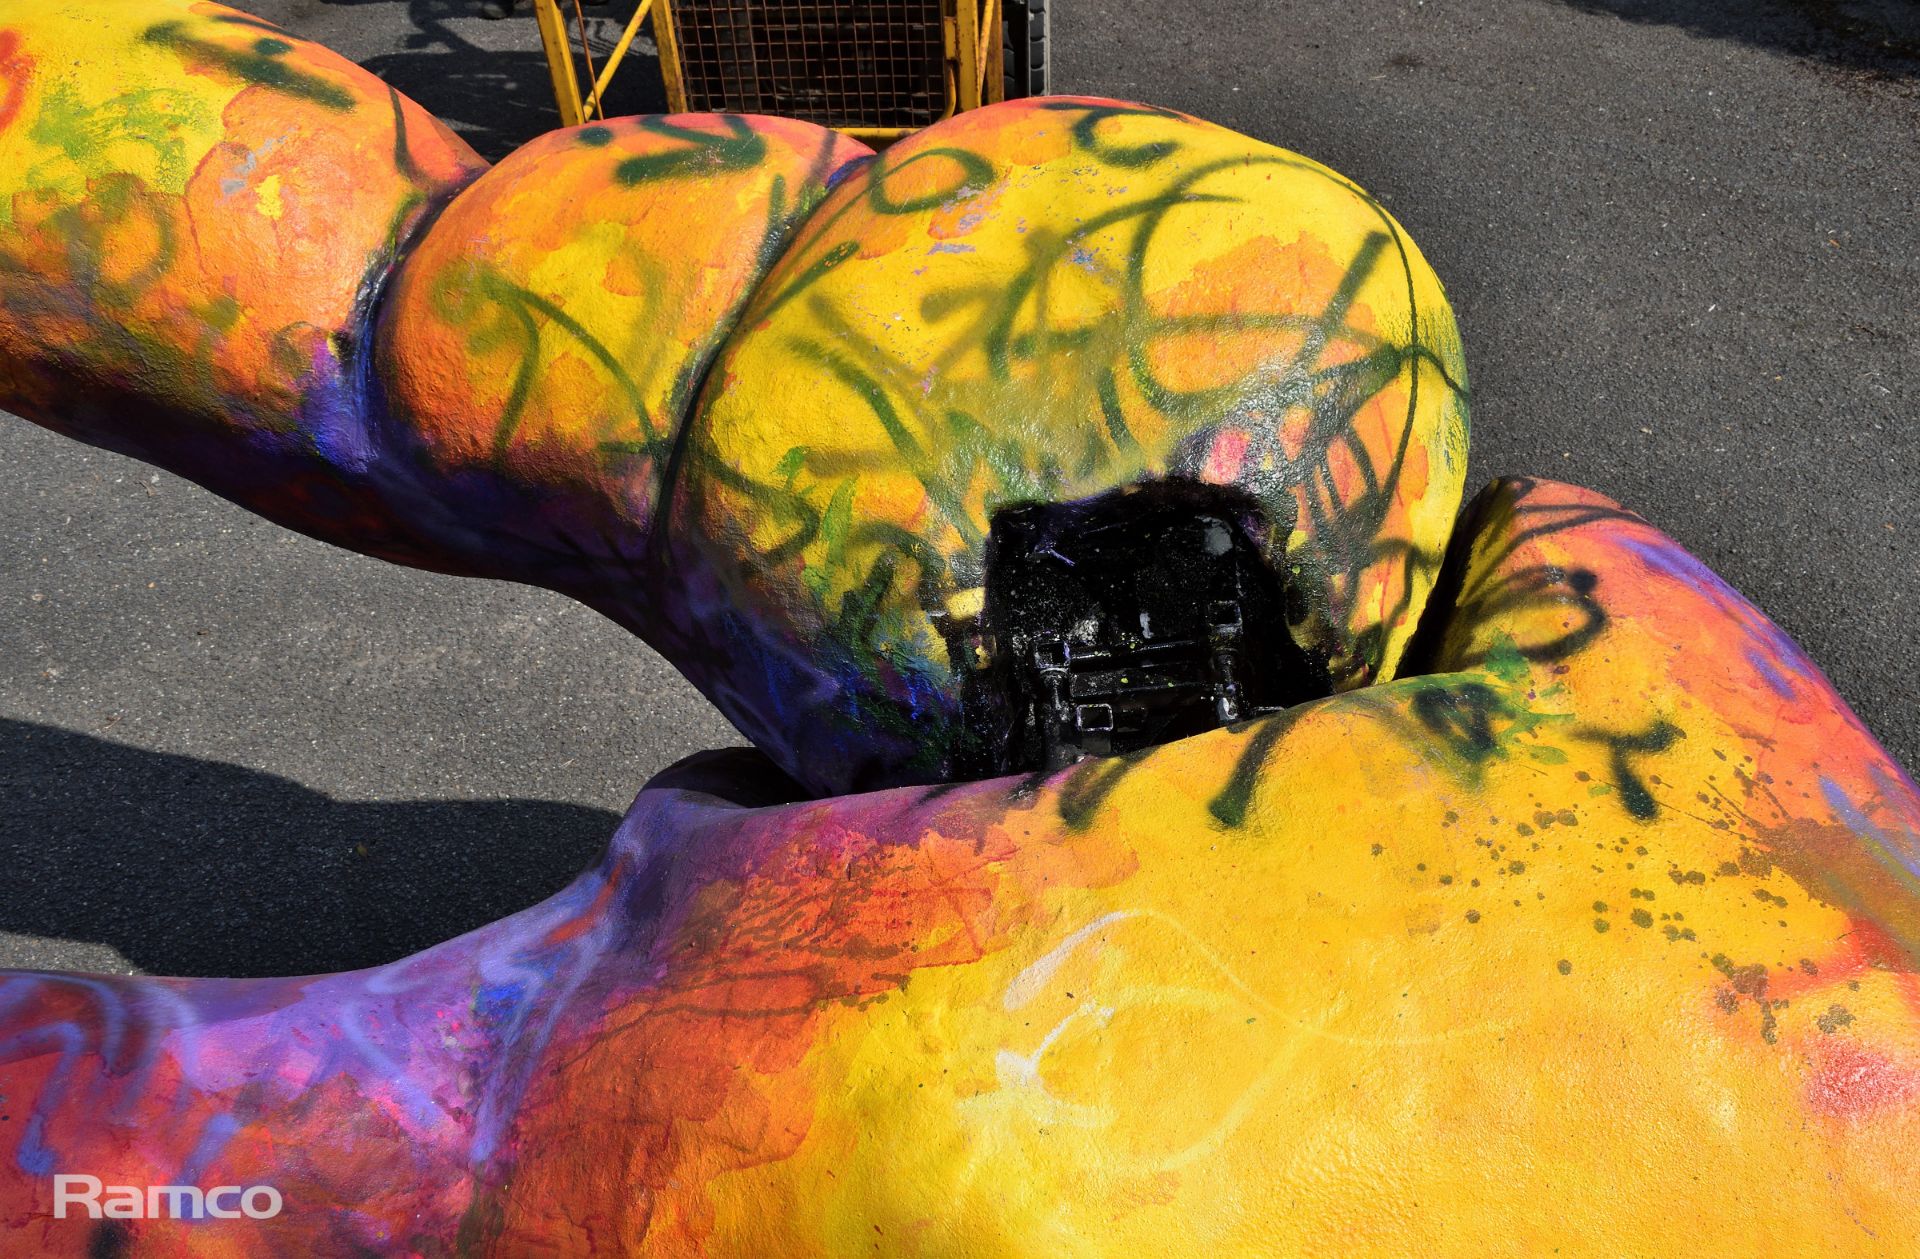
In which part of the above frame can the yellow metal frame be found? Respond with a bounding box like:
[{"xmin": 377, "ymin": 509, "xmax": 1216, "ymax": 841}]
[{"xmin": 533, "ymin": 0, "xmax": 1004, "ymax": 140}]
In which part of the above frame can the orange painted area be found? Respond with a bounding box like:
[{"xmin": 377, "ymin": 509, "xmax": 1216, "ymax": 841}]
[
  {"xmin": 488, "ymin": 812, "xmax": 1139, "ymax": 1254},
  {"xmin": 377, "ymin": 114, "xmax": 870, "ymax": 548},
  {"xmin": 0, "ymin": 0, "xmax": 482, "ymax": 552},
  {"xmin": 1147, "ymin": 232, "xmax": 1356, "ymax": 389}
]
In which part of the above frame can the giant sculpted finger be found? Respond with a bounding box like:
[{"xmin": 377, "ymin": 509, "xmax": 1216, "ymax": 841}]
[
  {"xmin": 664, "ymin": 102, "xmax": 1468, "ymax": 788},
  {"xmin": 1, "ymin": 1, "xmax": 1467, "ymax": 796},
  {"xmin": 4, "ymin": 480, "xmax": 1918, "ymax": 1256},
  {"xmin": 0, "ymin": 0, "xmax": 486, "ymax": 563},
  {"xmin": 4, "ymin": 3, "xmax": 1920, "ymax": 1258}
]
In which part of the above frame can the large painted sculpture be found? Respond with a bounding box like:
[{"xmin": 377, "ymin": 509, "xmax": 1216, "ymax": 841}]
[{"xmin": 1, "ymin": 2, "xmax": 1916, "ymax": 1255}]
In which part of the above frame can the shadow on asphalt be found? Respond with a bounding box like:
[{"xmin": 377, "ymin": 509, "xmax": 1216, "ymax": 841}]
[
  {"xmin": 1559, "ymin": 0, "xmax": 1920, "ymax": 82},
  {"xmin": 307, "ymin": 0, "xmax": 669, "ymax": 159},
  {"xmin": 0, "ymin": 719, "xmax": 620, "ymax": 978}
]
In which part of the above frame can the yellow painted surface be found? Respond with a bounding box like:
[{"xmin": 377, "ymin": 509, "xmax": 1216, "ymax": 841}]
[
  {"xmin": 378, "ymin": 114, "xmax": 872, "ymax": 537},
  {"xmin": 496, "ymin": 483, "xmax": 1920, "ymax": 1257},
  {"xmin": 683, "ymin": 99, "xmax": 1469, "ymax": 695}
]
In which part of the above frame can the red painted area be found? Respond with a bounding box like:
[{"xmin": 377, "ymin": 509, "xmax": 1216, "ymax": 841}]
[
  {"xmin": 1201, "ymin": 426, "xmax": 1251, "ymax": 483},
  {"xmin": 1766, "ymin": 918, "xmax": 1920, "ymax": 1025},
  {"xmin": 543, "ymin": 871, "xmax": 619, "ymax": 947},
  {"xmin": 479, "ymin": 807, "xmax": 1133, "ymax": 1252},
  {"xmin": 1806, "ymin": 1039, "xmax": 1920, "ymax": 1119},
  {"xmin": 0, "ymin": 31, "xmax": 32, "ymax": 135}
]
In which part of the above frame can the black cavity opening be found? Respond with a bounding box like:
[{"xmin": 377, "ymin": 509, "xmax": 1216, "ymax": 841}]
[{"xmin": 941, "ymin": 480, "xmax": 1331, "ymax": 775}]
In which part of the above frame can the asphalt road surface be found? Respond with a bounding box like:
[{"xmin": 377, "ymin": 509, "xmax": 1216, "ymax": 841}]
[{"xmin": 2, "ymin": 0, "xmax": 1914, "ymax": 976}]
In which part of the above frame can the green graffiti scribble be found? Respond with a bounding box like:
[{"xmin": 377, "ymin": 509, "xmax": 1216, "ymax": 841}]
[
  {"xmin": 1208, "ymin": 706, "xmax": 1313, "ymax": 828},
  {"xmin": 783, "ymin": 332, "xmax": 982, "ymax": 549},
  {"xmin": 1575, "ymin": 720, "xmax": 1685, "ymax": 821},
  {"xmin": 1057, "ymin": 745, "xmax": 1158, "ymax": 830},
  {"xmin": 425, "ymin": 264, "xmax": 662, "ymax": 461},
  {"xmin": 754, "ymin": 240, "xmax": 859, "ymax": 324},
  {"xmin": 866, "ymin": 147, "xmax": 995, "ymax": 215},
  {"xmin": 13, "ymin": 80, "xmax": 216, "ymax": 219},
  {"xmin": 1042, "ymin": 101, "xmax": 1189, "ymax": 168},
  {"xmin": 141, "ymin": 21, "xmax": 356, "ymax": 111},
  {"xmin": 677, "ymin": 145, "xmax": 1471, "ymax": 770},
  {"xmin": 614, "ymin": 116, "xmax": 766, "ymax": 184},
  {"xmin": 1482, "ymin": 632, "xmax": 1530, "ymax": 684},
  {"xmin": 1342, "ymin": 674, "xmax": 1574, "ymax": 786}
]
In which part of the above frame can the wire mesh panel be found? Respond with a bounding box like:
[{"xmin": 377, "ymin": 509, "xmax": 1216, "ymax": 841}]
[{"xmin": 671, "ymin": 0, "xmax": 948, "ymax": 129}]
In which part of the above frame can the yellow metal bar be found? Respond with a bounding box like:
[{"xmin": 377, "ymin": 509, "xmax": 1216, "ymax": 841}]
[
  {"xmin": 978, "ymin": 0, "xmax": 1003, "ymax": 101},
  {"xmin": 652, "ymin": 0, "xmax": 689, "ymax": 113},
  {"xmin": 953, "ymin": 0, "xmax": 981, "ymax": 112},
  {"xmin": 587, "ymin": 0, "xmax": 654, "ymax": 114},
  {"xmin": 938, "ymin": 62, "xmax": 959, "ymax": 123},
  {"xmin": 547, "ymin": 0, "xmax": 986, "ymax": 141},
  {"xmin": 532, "ymin": 0, "xmax": 588, "ymax": 127}
]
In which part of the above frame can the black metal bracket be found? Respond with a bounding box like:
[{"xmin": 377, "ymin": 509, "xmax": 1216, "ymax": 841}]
[{"xmin": 942, "ymin": 479, "xmax": 1330, "ymax": 776}]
